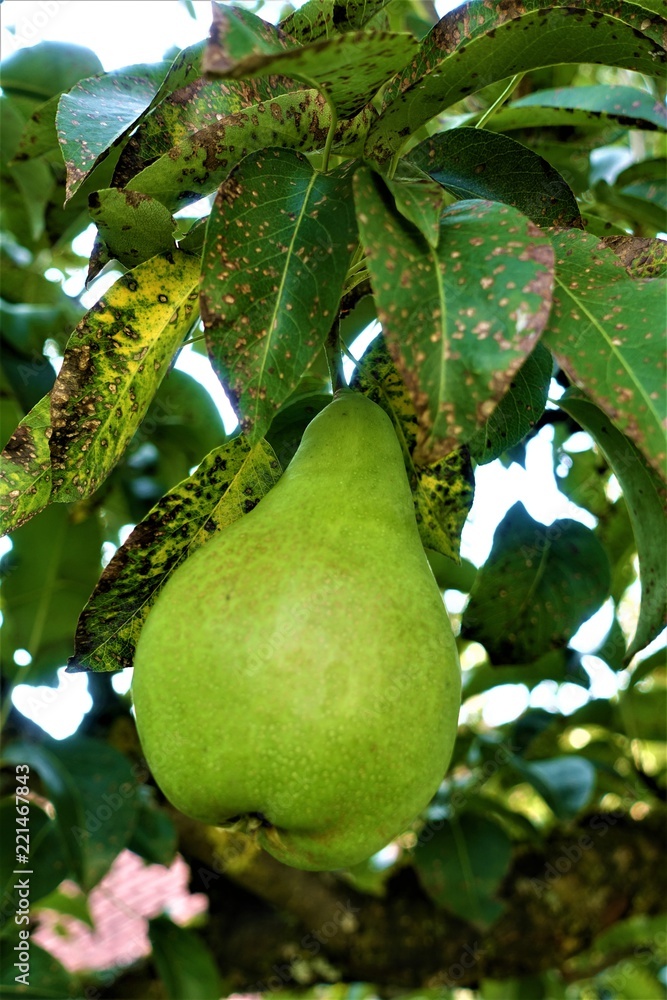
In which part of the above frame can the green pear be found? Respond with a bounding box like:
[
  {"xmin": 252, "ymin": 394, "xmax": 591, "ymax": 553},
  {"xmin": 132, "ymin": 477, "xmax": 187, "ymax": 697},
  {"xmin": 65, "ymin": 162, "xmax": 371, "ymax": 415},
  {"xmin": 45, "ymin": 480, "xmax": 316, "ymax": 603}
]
[{"xmin": 132, "ymin": 390, "xmax": 460, "ymax": 871}]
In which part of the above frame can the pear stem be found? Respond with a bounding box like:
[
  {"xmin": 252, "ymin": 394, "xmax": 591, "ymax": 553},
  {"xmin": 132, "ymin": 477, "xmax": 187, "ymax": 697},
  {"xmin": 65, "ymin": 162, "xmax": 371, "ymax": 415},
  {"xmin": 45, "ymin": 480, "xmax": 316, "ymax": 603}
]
[{"xmin": 325, "ymin": 320, "xmax": 346, "ymax": 393}]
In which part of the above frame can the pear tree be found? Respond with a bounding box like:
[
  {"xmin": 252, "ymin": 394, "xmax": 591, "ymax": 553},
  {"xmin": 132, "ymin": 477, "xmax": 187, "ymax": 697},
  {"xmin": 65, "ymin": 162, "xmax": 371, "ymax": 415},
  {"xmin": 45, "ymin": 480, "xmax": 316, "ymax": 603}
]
[{"xmin": 0, "ymin": 1, "xmax": 665, "ymax": 997}]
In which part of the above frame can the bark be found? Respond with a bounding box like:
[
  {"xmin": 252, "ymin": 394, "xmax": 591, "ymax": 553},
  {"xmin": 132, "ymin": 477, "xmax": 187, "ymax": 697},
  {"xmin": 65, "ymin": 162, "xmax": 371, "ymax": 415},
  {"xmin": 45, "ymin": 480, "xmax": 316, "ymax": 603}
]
[{"xmin": 170, "ymin": 808, "xmax": 666, "ymax": 992}]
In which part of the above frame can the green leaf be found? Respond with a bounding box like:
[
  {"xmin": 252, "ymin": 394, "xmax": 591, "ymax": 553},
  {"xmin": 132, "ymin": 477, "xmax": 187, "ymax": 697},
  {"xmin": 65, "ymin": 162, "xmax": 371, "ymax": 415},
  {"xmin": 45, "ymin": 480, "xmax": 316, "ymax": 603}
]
[
  {"xmin": 0, "ymin": 394, "xmax": 53, "ymax": 534},
  {"xmin": 0, "ymin": 940, "xmax": 74, "ymax": 998},
  {"xmin": 543, "ymin": 230, "xmax": 666, "ymax": 479},
  {"xmin": 510, "ymin": 755, "xmax": 596, "ymax": 820},
  {"xmin": 68, "ymin": 436, "xmax": 281, "ymax": 672},
  {"xmin": 88, "ymin": 188, "xmax": 176, "ymax": 268},
  {"xmin": 206, "ymin": 21, "xmax": 418, "ymax": 120},
  {"xmin": 0, "ymin": 41, "xmax": 103, "ymax": 101},
  {"xmin": 57, "ymin": 61, "xmax": 171, "ymax": 199},
  {"xmin": 385, "ymin": 161, "xmax": 447, "ymax": 249},
  {"xmin": 628, "ymin": 647, "xmax": 665, "ymax": 688},
  {"xmin": 616, "ymin": 684, "xmax": 667, "ymax": 741},
  {"xmin": 351, "ymin": 335, "xmax": 474, "ymax": 560},
  {"xmin": 0, "ymin": 799, "xmax": 70, "ymax": 909},
  {"xmin": 201, "ymin": 149, "xmax": 357, "ymax": 441},
  {"xmin": 414, "ymin": 814, "xmax": 512, "ymax": 926},
  {"xmin": 462, "ymin": 650, "xmax": 588, "ymax": 700},
  {"xmin": 126, "ymin": 92, "xmax": 373, "ymax": 212},
  {"xmin": 14, "ymin": 94, "xmax": 60, "ymax": 162},
  {"xmin": 2, "ymin": 742, "xmax": 85, "ymax": 885},
  {"xmin": 354, "ymin": 170, "xmax": 554, "ymax": 462},
  {"xmin": 33, "ymin": 886, "xmax": 93, "ymax": 927},
  {"xmin": 49, "ymin": 250, "xmax": 200, "ymax": 502},
  {"xmin": 206, "ymin": 1, "xmax": 291, "ymax": 68},
  {"xmin": 0, "ymin": 504, "xmax": 102, "ymax": 684},
  {"xmin": 461, "ymin": 502, "xmax": 610, "ymax": 664},
  {"xmin": 559, "ymin": 389, "xmax": 666, "ymax": 660},
  {"xmin": 149, "ymin": 916, "xmax": 223, "ymax": 1000},
  {"xmin": 48, "ymin": 736, "xmax": 139, "ymax": 889},
  {"xmin": 410, "ymin": 128, "xmax": 581, "ymax": 229},
  {"xmin": 367, "ymin": 2, "xmax": 666, "ymax": 161},
  {"xmin": 127, "ymin": 799, "xmax": 178, "ymax": 867},
  {"xmin": 467, "ymin": 343, "xmax": 552, "ymax": 465},
  {"xmin": 483, "ymin": 84, "xmax": 667, "ymax": 134}
]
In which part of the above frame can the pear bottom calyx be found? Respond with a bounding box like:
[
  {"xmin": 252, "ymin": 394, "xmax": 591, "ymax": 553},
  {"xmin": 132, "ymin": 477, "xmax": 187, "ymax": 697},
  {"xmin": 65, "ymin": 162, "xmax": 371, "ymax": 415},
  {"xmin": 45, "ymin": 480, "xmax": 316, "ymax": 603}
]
[{"xmin": 132, "ymin": 390, "xmax": 461, "ymax": 871}]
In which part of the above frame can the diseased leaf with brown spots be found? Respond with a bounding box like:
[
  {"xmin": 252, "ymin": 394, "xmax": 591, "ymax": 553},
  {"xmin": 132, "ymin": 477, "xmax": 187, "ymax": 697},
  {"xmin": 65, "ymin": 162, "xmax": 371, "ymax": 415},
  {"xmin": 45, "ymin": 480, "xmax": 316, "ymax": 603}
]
[
  {"xmin": 57, "ymin": 62, "xmax": 171, "ymax": 200},
  {"xmin": 126, "ymin": 91, "xmax": 374, "ymax": 213},
  {"xmin": 598, "ymin": 235, "xmax": 667, "ymax": 280},
  {"xmin": 88, "ymin": 188, "xmax": 176, "ymax": 269},
  {"xmin": 280, "ymin": 0, "xmax": 393, "ymax": 43},
  {"xmin": 68, "ymin": 436, "xmax": 282, "ymax": 673},
  {"xmin": 366, "ymin": 0, "xmax": 666, "ymax": 162},
  {"xmin": 543, "ymin": 230, "xmax": 666, "ymax": 481},
  {"xmin": 49, "ymin": 250, "xmax": 200, "ymax": 504},
  {"xmin": 559, "ymin": 388, "xmax": 666, "ymax": 661},
  {"xmin": 351, "ymin": 335, "xmax": 474, "ymax": 561},
  {"xmin": 354, "ymin": 168, "xmax": 554, "ymax": 463},
  {"xmin": 206, "ymin": 1, "xmax": 293, "ymax": 72},
  {"xmin": 461, "ymin": 502, "xmax": 611, "ymax": 665},
  {"xmin": 205, "ymin": 22, "xmax": 418, "ymax": 120},
  {"xmin": 201, "ymin": 148, "xmax": 358, "ymax": 442},
  {"xmin": 0, "ymin": 394, "xmax": 52, "ymax": 535}
]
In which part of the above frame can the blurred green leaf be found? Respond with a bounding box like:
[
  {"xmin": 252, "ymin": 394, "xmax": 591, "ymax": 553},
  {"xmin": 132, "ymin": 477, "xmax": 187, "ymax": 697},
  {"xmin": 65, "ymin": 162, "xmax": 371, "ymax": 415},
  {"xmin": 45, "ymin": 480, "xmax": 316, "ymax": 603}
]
[
  {"xmin": 0, "ymin": 939, "xmax": 74, "ymax": 997},
  {"xmin": 127, "ymin": 799, "xmax": 177, "ymax": 867},
  {"xmin": 414, "ymin": 814, "xmax": 512, "ymax": 926},
  {"xmin": 510, "ymin": 755, "xmax": 596, "ymax": 820},
  {"xmin": 559, "ymin": 389, "xmax": 666, "ymax": 660},
  {"xmin": 0, "ymin": 799, "xmax": 70, "ymax": 919},
  {"xmin": 0, "ymin": 504, "xmax": 102, "ymax": 683},
  {"xmin": 149, "ymin": 915, "xmax": 223, "ymax": 1000},
  {"xmin": 0, "ymin": 42, "xmax": 103, "ymax": 102}
]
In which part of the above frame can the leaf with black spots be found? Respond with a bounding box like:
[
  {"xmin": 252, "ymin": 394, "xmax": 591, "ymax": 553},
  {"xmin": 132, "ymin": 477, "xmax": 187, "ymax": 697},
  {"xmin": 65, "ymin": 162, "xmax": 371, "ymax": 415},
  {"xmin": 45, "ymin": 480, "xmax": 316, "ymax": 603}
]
[
  {"xmin": 352, "ymin": 336, "xmax": 474, "ymax": 560},
  {"xmin": 126, "ymin": 90, "xmax": 374, "ymax": 212},
  {"xmin": 68, "ymin": 436, "xmax": 281, "ymax": 673},
  {"xmin": 367, "ymin": 1, "xmax": 666, "ymax": 162},
  {"xmin": 0, "ymin": 394, "xmax": 52, "ymax": 534},
  {"xmin": 49, "ymin": 250, "xmax": 200, "ymax": 503},
  {"xmin": 88, "ymin": 188, "xmax": 176, "ymax": 268}
]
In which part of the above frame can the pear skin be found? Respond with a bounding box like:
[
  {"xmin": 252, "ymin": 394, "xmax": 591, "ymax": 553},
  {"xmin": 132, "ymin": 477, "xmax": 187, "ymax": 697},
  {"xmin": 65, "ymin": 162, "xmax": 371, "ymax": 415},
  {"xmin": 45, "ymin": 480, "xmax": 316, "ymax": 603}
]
[{"xmin": 132, "ymin": 390, "xmax": 461, "ymax": 871}]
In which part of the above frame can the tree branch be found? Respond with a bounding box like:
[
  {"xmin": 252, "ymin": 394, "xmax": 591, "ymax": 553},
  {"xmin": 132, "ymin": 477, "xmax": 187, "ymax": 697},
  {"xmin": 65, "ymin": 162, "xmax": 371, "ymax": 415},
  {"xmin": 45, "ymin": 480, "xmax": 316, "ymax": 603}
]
[{"xmin": 173, "ymin": 809, "xmax": 666, "ymax": 991}]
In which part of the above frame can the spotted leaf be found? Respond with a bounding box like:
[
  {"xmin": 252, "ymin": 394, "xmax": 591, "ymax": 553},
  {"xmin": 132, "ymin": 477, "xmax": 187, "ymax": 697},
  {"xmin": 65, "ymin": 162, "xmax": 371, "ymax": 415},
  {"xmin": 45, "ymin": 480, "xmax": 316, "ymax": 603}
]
[
  {"xmin": 354, "ymin": 168, "xmax": 554, "ymax": 462},
  {"xmin": 126, "ymin": 91, "xmax": 373, "ymax": 213},
  {"xmin": 0, "ymin": 394, "xmax": 52, "ymax": 535},
  {"xmin": 352, "ymin": 336, "xmax": 474, "ymax": 561},
  {"xmin": 49, "ymin": 250, "xmax": 200, "ymax": 503},
  {"xmin": 88, "ymin": 188, "xmax": 176, "ymax": 268},
  {"xmin": 366, "ymin": 1, "xmax": 666, "ymax": 162},
  {"xmin": 201, "ymin": 148, "xmax": 357, "ymax": 442},
  {"xmin": 280, "ymin": 0, "xmax": 393, "ymax": 43},
  {"xmin": 543, "ymin": 229, "xmax": 666, "ymax": 480},
  {"xmin": 57, "ymin": 61, "xmax": 171, "ymax": 200},
  {"xmin": 205, "ymin": 23, "xmax": 418, "ymax": 120},
  {"xmin": 68, "ymin": 436, "xmax": 282, "ymax": 673}
]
